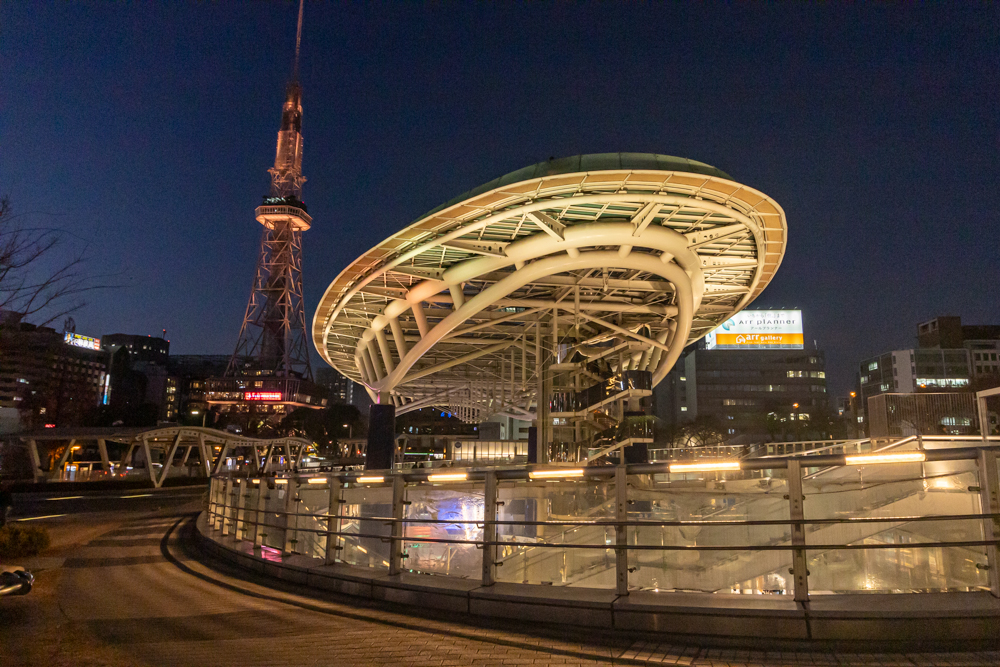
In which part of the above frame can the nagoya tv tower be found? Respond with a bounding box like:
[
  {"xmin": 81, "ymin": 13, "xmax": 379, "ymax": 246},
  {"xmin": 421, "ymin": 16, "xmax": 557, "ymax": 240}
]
[{"xmin": 228, "ymin": 0, "xmax": 313, "ymax": 382}]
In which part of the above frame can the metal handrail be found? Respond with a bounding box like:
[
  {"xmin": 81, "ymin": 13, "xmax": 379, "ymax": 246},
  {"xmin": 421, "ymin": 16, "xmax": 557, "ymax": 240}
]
[
  {"xmin": 205, "ymin": 440, "xmax": 1000, "ymax": 598},
  {"xmin": 211, "ymin": 506, "xmax": 1000, "ymax": 529}
]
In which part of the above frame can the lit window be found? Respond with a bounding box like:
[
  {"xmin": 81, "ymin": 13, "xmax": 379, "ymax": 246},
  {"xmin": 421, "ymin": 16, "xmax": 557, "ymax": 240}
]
[{"xmin": 680, "ymin": 406, "xmax": 688, "ymax": 412}]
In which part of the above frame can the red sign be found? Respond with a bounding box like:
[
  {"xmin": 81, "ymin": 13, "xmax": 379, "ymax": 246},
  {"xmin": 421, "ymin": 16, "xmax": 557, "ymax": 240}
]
[{"xmin": 244, "ymin": 391, "xmax": 282, "ymax": 401}]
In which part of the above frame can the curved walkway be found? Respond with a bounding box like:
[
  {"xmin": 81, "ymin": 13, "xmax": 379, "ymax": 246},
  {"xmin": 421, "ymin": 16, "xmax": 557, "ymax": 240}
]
[{"xmin": 2, "ymin": 498, "xmax": 999, "ymax": 666}]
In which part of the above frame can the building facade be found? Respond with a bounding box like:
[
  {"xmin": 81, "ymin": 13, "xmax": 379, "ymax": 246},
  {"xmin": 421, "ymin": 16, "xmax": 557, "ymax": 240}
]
[
  {"xmin": 655, "ymin": 346, "xmax": 828, "ymax": 439},
  {"xmin": 917, "ymin": 316, "xmax": 1000, "ymax": 383},
  {"xmin": 0, "ymin": 315, "xmax": 109, "ymax": 429}
]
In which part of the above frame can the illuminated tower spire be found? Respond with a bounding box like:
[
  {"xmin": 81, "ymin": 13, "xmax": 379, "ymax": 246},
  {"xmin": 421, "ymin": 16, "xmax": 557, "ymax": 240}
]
[{"xmin": 227, "ymin": 0, "xmax": 313, "ymax": 381}]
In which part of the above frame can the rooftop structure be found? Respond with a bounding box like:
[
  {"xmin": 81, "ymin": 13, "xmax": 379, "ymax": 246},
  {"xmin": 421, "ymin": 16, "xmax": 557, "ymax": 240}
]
[{"xmin": 313, "ymin": 152, "xmax": 787, "ymax": 462}]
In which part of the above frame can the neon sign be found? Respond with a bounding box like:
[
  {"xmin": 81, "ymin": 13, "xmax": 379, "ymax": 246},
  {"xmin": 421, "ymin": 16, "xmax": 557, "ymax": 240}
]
[
  {"xmin": 64, "ymin": 332, "xmax": 101, "ymax": 350},
  {"xmin": 244, "ymin": 391, "xmax": 282, "ymax": 401}
]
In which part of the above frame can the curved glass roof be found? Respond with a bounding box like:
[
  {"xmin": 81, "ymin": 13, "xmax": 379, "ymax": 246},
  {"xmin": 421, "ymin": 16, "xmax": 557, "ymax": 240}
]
[{"xmin": 415, "ymin": 152, "xmax": 733, "ymax": 222}]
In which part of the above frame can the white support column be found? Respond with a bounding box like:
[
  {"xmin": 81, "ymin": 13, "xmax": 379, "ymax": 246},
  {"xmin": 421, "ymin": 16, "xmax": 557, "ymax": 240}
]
[
  {"xmin": 97, "ymin": 439, "xmax": 111, "ymax": 477},
  {"xmin": 50, "ymin": 439, "xmax": 76, "ymax": 482},
  {"xmin": 448, "ymin": 284, "xmax": 465, "ymax": 310},
  {"xmin": 367, "ymin": 340, "xmax": 385, "ymax": 380},
  {"xmin": 155, "ymin": 432, "xmax": 183, "ymax": 489},
  {"xmin": 27, "ymin": 439, "xmax": 44, "ymax": 483},
  {"xmin": 142, "ymin": 437, "xmax": 156, "ymax": 485},
  {"xmin": 361, "ymin": 348, "xmax": 377, "ymax": 384},
  {"xmin": 261, "ymin": 444, "xmax": 275, "ymax": 473},
  {"xmin": 411, "ymin": 302, "xmax": 429, "ymax": 338},
  {"xmin": 389, "ymin": 316, "xmax": 409, "ymax": 359},
  {"xmin": 117, "ymin": 442, "xmax": 137, "ymax": 478},
  {"xmin": 210, "ymin": 439, "xmax": 230, "ymax": 475},
  {"xmin": 375, "ymin": 328, "xmax": 396, "ymax": 374}
]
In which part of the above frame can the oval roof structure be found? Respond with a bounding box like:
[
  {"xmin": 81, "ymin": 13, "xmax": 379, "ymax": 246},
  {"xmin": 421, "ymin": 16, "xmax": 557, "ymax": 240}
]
[{"xmin": 313, "ymin": 153, "xmax": 786, "ymax": 420}]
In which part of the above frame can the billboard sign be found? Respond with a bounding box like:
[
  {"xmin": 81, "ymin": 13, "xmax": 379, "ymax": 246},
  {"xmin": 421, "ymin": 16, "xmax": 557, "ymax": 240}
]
[
  {"xmin": 704, "ymin": 310, "xmax": 804, "ymax": 350},
  {"xmin": 244, "ymin": 391, "xmax": 282, "ymax": 401},
  {"xmin": 64, "ymin": 332, "xmax": 101, "ymax": 351}
]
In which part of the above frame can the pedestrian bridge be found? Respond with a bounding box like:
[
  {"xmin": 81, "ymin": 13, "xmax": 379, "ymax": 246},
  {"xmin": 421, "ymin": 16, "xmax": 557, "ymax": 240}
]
[{"xmin": 6, "ymin": 426, "xmax": 313, "ymax": 488}]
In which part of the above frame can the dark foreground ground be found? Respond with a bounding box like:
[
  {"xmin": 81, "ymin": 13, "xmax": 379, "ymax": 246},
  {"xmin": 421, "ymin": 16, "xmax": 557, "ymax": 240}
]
[{"xmin": 1, "ymin": 486, "xmax": 999, "ymax": 667}]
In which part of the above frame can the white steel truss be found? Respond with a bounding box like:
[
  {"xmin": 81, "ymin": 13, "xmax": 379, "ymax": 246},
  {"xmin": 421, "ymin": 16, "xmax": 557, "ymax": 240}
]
[{"xmin": 313, "ymin": 154, "xmax": 787, "ymax": 422}]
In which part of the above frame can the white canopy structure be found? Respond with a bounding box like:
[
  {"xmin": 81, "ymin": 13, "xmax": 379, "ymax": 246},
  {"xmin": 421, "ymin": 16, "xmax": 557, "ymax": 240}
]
[{"xmin": 313, "ymin": 153, "xmax": 786, "ymax": 431}]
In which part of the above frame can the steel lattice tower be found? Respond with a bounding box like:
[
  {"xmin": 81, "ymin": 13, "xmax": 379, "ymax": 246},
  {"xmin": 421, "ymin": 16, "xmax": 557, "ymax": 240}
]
[{"xmin": 227, "ymin": 0, "xmax": 313, "ymax": 382}]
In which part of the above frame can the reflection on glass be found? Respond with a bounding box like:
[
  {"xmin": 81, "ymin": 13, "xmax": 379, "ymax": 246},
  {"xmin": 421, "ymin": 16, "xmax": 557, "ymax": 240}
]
[
  {"xmin": 340, "ymin": 485, "xmax": 393, "ymax": 570},
  {"xmin": 495, "ymin": 479, "xmax": 616, "ymax": 588},
  {"xmin": 403, "ymin": 484, "xmax": 484, "ymax": 578},
  {"xmin": 627, "ymin": 471, "xmax": 792, "ymax": 594},
  {"xmin": 803, "ymin": 458, "xmax": 988, "ymax": 593}
]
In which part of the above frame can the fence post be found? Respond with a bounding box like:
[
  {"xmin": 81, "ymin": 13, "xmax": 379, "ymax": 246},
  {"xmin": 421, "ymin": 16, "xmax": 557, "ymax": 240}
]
[
  {"xmin": 325, "ymin": 477, "xmax": 344, "ymax": 565},
  {"xmin": 388, "ymin": 474, "xmax": 406, "ymax": 576},
  {"xmin": 615, "ymin": 465, "xmax": 629, "ymax": 596},
  {"xmin": 977, "ymin": 450, "xmax": 1000, "ymax": 597},
  {"xmin": 283, "ymin": 479, "xmax": 298, "ymax": 554},
  {"xmin": 234, "ymin": 478, "xmax": 247, "ymax": 540},
  {"xmin": 254, "ymin": 479, "xmax": 267, "ymax": 549},
  {"xmin": 481, "ymin": 470, "xmax": 498, "ymax": 587},
  {"xmin": 207, "ymin": 477, "xmax": 218, "ymax": 525},
  {"xmin": 221, "ymin": 476, "xmax": 235, "ymax": 536},
  {"xmin": 787, "ymin": 459, "xmax": 809, "ymax": 603}
]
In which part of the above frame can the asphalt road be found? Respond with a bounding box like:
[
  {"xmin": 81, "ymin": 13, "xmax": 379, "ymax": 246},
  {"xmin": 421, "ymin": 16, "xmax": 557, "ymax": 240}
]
[{"xmin": 2, "ymin": 487, "xmax": 999, "ymax": 667}]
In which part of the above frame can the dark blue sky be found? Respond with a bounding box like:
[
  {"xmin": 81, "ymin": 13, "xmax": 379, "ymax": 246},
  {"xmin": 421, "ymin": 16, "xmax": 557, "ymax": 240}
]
[{"xmin": 2, "ymin": 3, "xmax": 998, "ymax": 397}]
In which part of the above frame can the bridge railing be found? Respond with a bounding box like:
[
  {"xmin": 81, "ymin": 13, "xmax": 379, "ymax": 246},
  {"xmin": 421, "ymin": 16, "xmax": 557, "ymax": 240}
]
[{"xmin": 205, "ymin": 440, "xmax": 1000, "ymax": 601}]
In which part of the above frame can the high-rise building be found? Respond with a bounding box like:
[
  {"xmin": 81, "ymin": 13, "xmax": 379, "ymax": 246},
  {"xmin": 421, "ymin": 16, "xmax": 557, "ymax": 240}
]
[
  {"xmin": 102, "ymin": 333, "xmax": 169, "ymax": 365},
  {"xmin": 654, "ymin": 310, "xmax": 829, "ymax": 440},
  {"xmin": 0, "ymin": 313, "xmax": 109, "ymax": 429},
  {"xmin": 315, "ymin": 367, "xmax": 354, "ymax": 405}
]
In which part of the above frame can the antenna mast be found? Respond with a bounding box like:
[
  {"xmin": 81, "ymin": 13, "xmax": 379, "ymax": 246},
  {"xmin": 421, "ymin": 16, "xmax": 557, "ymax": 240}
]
[{"xmin": 293, "ymin": 0, "xmax": 304, "ymax": 80}]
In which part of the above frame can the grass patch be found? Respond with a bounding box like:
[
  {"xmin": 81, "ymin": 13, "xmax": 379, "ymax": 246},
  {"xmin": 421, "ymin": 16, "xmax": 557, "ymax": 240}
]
[{"xmin": 0, "ymin": 523, "xmax": 51, "ymax": 558}]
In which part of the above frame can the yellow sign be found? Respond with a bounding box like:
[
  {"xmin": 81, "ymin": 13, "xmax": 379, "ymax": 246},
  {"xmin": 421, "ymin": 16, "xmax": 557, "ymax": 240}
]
[{"xmin": 714, "ymin": 333, "xmax": 804, "ymax": 347}]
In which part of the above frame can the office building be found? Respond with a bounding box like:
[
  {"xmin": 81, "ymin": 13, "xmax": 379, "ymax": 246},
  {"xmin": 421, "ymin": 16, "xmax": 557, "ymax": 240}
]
[
  {"xmin": 654, "ymin": 310, "xmax": 829, "ymax": 439},
  {"xmin": 0, "ymin": 313, "xmax": 109, "ymax": 429}
]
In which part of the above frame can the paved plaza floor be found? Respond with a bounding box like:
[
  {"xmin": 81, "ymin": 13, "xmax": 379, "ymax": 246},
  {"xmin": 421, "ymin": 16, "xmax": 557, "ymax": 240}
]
[{"xmin": 2, "ymin": 492, "xmax": 998, "ymax": 667}]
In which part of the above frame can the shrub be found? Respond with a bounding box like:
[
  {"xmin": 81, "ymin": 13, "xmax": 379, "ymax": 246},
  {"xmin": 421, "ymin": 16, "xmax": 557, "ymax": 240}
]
[{"xmin": 0, "ymin": 524, "xmax": 51, "ymax": 558}]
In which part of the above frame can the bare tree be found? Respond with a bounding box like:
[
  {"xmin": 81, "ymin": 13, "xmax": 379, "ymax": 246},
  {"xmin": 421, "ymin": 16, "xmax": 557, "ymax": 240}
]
[{"xmin": 0, "ymin": 195, "xmax": 109, "ymax": 325}]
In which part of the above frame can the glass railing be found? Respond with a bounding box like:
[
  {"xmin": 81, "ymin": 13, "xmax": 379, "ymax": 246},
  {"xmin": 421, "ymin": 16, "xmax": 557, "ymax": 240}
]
[{"xmin": 205, "ymin": 441, "xmax": 1000, "ymax": 599}]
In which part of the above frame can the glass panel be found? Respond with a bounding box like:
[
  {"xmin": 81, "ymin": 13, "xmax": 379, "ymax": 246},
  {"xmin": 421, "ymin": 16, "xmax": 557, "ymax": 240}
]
[
  {"xmin": 242, "ymin": 484, "xmax": 261, "ymax": 543},
  {"xmin": 804, "ymin": 457, "xmax": 988, "ymax": 593},
  {"xmin": 261, "ymin": 483, "xmax": 288, "ymax": 551},
  {"xmin": 627, "ymin": 470, "xmax": 792, "ymax": 594},
  {"xmin": 403, "ymin": 482, "xmax": 483, "ymax": 579},
  {"xmin": 340, "ymin": 483, "xmax": 392, "ymax": 570},
  {"xmin": 295, "ymin": 485, "xmax": 330, "ymax": 559},
  {"xmin": 495, "ymin": 478, "xmax": 616, "ymax": 588}
]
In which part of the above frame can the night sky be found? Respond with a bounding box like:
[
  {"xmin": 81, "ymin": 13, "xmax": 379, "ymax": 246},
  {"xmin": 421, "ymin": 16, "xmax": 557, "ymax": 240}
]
[{"xmin": 2, "ymin": 3, "xmax": 998, "ymax": 397}]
